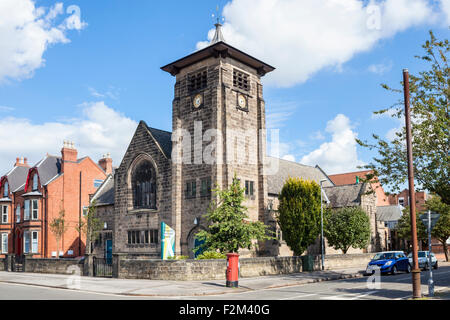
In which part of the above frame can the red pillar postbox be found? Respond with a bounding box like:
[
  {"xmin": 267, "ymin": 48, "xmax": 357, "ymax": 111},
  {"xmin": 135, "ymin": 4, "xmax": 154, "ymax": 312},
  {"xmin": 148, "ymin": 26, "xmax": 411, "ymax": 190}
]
[{"xmin": 226, "ymin": 253, "xmax": 239, "ymax": 288}]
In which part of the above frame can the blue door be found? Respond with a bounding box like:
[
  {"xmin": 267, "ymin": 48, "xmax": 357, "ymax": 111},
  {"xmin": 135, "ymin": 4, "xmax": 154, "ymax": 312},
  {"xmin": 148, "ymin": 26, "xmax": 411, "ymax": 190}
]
[{"xmin": 105, "ymin": 240, "xmax": 113, "ymax": 265}]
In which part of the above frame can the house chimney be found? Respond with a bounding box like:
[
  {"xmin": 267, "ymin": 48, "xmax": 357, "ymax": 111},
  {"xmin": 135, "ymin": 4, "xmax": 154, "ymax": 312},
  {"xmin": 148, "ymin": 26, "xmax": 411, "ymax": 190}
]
[
  {"xmin": 98, "ymin": 153, "xmax": 113, "ymax": 175},
  {"xmin": 61, "ymin": 140, "xmax": 78, "ymax": 163},
  {"xmin": 15, "ymin": 157, "xmax": 30, "ymax": 167}
]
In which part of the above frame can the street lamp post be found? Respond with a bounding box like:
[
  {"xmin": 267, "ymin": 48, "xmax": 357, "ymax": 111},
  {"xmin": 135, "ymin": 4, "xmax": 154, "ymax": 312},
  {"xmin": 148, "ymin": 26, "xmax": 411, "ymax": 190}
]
[
  {"xmin": 320, "ymin": 179, "xmax": 329, "ymax": 271},
  {"xmin": 427, "ymin": 210, "xmax": 434, "ymax": 297}
]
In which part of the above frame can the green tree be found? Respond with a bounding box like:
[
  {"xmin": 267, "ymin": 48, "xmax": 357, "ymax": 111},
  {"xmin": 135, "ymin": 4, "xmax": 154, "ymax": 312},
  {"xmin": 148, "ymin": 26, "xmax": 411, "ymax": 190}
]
[
  {"xmin": 395, "ymin": 207, "xmax": 428, "ymax": 250},
  {"xmin": 49, "ymin": 209, "xmax": 67, "ymax": 258},
  {"xmin": 76, "ymin": 200, "xmax": 104, "ymax": 255},
  {"xmin": 277, "ymin": 178, "xmax": 321, "ymax": 256},
  {"xmin": 426, "ymin": 196, "xmax": 450, "ymax": 261},
  {"xmin": 195, "ymin": 177, "xmax": 273, "ymax": 254},
  {"xmin": 357, "ymin": 31, "xmax": 449, "ymax": 205},
  {"xmin": 323, "ymin": 207, "xmax": 371, "ymax": 254}
]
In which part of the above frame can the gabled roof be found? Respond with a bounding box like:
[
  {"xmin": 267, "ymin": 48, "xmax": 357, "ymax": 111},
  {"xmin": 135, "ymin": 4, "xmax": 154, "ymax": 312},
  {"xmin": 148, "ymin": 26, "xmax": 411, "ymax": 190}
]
[
  {"xmin": 328, "ymin": 170, "xmax": 373, "ymax": 186},
  {"xmin": 2, "ymin": 165, "xmax": 30, "ymax": 192},
  {"xmin": 161, "ymin": 41, "xmax": 275, "ymax": 76},
  {"xmin": 141, "ymin": 121, "xmax": 173, "ymax": 159},
  {"xmin": 267, "ymin": 157, "xmax": 334, "ymax": 195},
  {"xmin": 36, "ymin": 155, "xmax": 62, "ymax": 186},
  {"xmin": 91, "ymin": 174, "xmax": 114, "ymax": 206},
  {"xmin": 377, "ymin": 205, "xmax": 404, "ymax": 222},
  {"xmin": 324, "ymin": 183, "xmax": 368, "ymax": 208}
]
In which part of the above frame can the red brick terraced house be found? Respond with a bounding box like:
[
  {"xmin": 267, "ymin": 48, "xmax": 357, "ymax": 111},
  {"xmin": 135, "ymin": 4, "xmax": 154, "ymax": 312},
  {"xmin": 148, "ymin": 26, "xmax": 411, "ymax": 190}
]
[{"xmin": 0, "ymin": 141, "xmax": 112, "ymax": 259}]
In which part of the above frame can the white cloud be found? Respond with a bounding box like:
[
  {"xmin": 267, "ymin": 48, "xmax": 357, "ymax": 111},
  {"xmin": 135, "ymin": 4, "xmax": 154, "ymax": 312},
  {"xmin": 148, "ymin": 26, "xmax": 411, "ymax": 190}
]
[
  {"xmin": 0, "ymin": 106, "xmax": 14, "ymax": 112},
  {"xmin": 439, "ymin": 0, "xmax": 450, "ymax": 25},
  {"xmin": 282, "ymin": 154, "xmax": 296, "ymax": 162},
  {"xmin": 0, "ymin": 0, "xmax": 87, "ymax": 83},
  {"xmin": 368, "ymin": 61, "xmax": 393, "ymax": 75},
  {"xmin": 0, "ymin": 102, "xmax": 137, "ymax": 174},
  {"xmin": 197, "ymin": 0, "xmax": 440, "ymax": 87},
  {"xmin": 266, "ymin": 101, "xmax": 298, "ymax": 129},
  {"xmin": 300, "ymin": 114, "xmax": 365, "ymax": 174}
]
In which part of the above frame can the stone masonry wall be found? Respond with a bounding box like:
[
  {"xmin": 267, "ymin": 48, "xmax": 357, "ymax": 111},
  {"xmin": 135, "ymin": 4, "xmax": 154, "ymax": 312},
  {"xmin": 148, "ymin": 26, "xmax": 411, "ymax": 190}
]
[
  {"xmin": 24, "ymin": 258, "xmax": 83, "ymax": 275},
  {"xmin": 116, "ymin": 256, "xmax": 302, "ymax": 280}
]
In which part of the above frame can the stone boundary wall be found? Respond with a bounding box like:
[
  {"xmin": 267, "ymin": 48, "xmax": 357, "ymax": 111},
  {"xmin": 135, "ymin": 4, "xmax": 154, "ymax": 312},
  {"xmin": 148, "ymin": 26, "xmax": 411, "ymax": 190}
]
[
  {"xmin": 116, "ymin": 256, "xmax": 303, "ymax": 280},
  {"xmin": 313, "ymin": 253, "xmax": 373, "ymax": 271},
  {"xmin": 24, "ymin": 258, "xmax": 83, "ymax": 275}
]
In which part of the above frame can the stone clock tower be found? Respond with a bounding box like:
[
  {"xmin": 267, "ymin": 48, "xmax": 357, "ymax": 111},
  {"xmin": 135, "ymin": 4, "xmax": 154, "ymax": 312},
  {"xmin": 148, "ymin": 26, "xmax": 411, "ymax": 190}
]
[{"xmin": 161, "ymin": 24, "xmax": 275, "ymax": 257}]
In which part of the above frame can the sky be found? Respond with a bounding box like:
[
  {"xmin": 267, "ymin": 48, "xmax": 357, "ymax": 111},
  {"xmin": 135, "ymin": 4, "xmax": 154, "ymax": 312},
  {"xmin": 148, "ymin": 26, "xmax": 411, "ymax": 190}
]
[{"xmin": 0, "ymin": 0, "xmax": 449, "ymax": 188}]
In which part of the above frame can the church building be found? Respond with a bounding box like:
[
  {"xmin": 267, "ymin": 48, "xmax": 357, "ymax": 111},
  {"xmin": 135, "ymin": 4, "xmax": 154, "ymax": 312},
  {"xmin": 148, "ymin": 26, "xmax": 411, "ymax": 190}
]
[{"xmin": 93, "ymin": 23, "xmax": 384, "ymax": 259}]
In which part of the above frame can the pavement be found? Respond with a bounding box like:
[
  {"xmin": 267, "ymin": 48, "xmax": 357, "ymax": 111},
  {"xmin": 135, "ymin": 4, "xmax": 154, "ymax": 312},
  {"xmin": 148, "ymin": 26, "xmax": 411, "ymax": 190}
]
[
  {"xmin": 0, "ymin": 262, "xmax": 448, "ymax": 299},
  {"xmin": 0, "ymin": 266, "xmax": 366, "ymax": 298}
]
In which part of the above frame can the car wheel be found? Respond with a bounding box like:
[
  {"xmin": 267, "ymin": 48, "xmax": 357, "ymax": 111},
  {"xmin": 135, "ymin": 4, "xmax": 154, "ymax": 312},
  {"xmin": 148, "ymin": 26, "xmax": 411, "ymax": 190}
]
[
  {"xmin": 406, "ymin": 264, "xmax": 411, "ymax": 273},
  {"xmin": 433, "ymin": 262, "xmax": 438, "ymax": 270},
  {"xmin": 391, "ymin": 265, "xmax": 397, "ymax": 275}
]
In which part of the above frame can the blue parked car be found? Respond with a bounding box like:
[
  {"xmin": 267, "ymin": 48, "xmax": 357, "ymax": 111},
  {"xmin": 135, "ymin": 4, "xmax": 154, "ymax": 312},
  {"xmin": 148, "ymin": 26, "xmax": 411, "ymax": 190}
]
[{"xmin": 365, "ymin": 251, "xmax": 411, "ymax": 275}]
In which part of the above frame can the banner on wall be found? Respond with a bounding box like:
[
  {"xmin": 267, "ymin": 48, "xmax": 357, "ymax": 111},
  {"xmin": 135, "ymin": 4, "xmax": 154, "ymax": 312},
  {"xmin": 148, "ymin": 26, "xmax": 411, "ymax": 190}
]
[{"xmin": 161, "ymin": 222, "xmax": 175, "ymax": 260}]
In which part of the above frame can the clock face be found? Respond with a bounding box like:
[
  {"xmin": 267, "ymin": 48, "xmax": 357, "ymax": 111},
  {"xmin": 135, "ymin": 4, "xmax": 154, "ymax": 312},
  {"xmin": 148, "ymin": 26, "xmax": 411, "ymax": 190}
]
[
  {"xmin": 238, "ymin": 94, "xmax": 247, "ymax": 108},
  {"xmin": 193, "ymin": 94, "xmax": 203, "ymax": 108}
]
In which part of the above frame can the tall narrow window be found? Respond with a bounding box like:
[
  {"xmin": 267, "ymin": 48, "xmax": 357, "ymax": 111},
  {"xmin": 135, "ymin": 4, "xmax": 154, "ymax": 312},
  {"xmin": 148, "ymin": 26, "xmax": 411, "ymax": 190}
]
[
  {"xmin": 32, "ymin": 174, "xmax": 38, "ymax": 191},
  {"xmin": 245, "ymin": 180, "xmax": 255, "ymax": 197},
  {"xmin": 132, "ymin": 160, "xmax": 157, "ymax": 209},
  {"xmin": 185, "ymin": 181, "xmax": 196, "ymax": 199},
  {"xmin": 31, "ymin": 231, "xmax": 38, "ymax": 253},
  {"xmin": 32, "ymin": 200, "xmax": 38, "ymax": 220},
  {"xmin": 3, "ymin": 182, "xmax": 8, "ymax": 198},
  {"xmin": 1, "ymin": 233, "xmax": 7, "ymax": 253},
  {"xmin": 24, "ymin": 232, "xmax": 30, "ymax": 253},
  {"xmin": 16, "ymin": 205, "xmax": 20, "ymax": 223},
  {"xmin": 24, "ymin": 200, "xmax": 30, "ymax": 221},
  {"xmin": 200, "ymin": 178, "xmax": 212, "ymax": 197},
  {"xmin": 1, "ymin": 206, "xmax": 7, "ymax": 224}
]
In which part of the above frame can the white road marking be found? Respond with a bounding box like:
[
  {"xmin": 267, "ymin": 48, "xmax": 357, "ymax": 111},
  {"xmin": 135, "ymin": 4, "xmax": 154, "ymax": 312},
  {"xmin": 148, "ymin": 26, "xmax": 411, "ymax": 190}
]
[
  {"xmin": 348, "ymin": 291, "xmax": 377, "ymax": 300},
  {"xmin": 279, "ymin": 293, "xmax": 317, "ymax": 300}
]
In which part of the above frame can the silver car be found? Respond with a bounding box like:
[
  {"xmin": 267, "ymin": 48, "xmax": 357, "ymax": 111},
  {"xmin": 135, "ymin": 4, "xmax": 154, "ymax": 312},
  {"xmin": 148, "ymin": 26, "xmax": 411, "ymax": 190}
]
[{"xmin": 408, "ymin": 251, "xmax": 438, "ymax": 270}]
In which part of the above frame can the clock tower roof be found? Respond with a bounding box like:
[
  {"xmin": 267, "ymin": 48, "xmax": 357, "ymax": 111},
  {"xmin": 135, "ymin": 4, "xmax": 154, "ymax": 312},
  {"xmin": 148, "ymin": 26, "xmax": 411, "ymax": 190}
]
[{"xmin": 161, "ymin": 26, "xmax": 275, "ymax": 77}]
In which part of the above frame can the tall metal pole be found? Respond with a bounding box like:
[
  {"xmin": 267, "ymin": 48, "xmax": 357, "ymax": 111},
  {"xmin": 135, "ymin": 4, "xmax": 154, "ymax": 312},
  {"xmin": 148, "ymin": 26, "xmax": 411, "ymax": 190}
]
[
  {"xmin": 320, "ymin": 180, "xmax": 325, "ymax": 271},
  {"xmin": 428, "ymin": 210, "xmax": 434, "ymax": 297},
  {"xmin": 403, "ymin": 69, "xmax": 422, "ymax": 299}
]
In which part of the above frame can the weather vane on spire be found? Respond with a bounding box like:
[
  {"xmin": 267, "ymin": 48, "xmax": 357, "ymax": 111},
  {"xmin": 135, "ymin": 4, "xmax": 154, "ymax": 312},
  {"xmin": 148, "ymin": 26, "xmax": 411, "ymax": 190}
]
[{"xmin": 211, "ymin": 4, "xmax": 225, "ymax": 44}]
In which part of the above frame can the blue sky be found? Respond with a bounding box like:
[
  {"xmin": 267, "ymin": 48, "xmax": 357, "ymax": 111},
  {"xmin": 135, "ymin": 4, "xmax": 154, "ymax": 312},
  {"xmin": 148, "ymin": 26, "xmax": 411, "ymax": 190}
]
[{"xmin": 0, "ymin": 0, "xmax": 449, "ymax": 187}]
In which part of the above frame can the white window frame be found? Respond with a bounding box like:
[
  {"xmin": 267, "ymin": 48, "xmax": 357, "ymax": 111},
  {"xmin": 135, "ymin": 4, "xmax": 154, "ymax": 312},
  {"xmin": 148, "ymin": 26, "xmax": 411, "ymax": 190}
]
[
  {"xmin": 32, "ymin": 174, "xmax": 38, "ymax": 191},
  {"xmin": 1, "ymin": 233, "xmax": 8, "ymax": 254},
  {"xmin": 16, "ymin": 205, "xmax": 21, "ymax": 223},
  {"xmin": 3, "ymin": 182, "xmax": 8, "ymax": 198},
  {"xmin": 31, "ymin": 231, "xmax": 38, "ymax": 253},
  {"xmin": 31, "ymin": 199, "xmax": 38, "ymax": 220},
  {"xmin": 23, "ymin": 231, "xmax": 30, "ymax": 254},
  {"xmin": 1, "ymin": 205, "xmax": 8, "ymax": 224},
  {"xmin": 24, "ymin": 200, "xmax": 30, "ymax": 221}
]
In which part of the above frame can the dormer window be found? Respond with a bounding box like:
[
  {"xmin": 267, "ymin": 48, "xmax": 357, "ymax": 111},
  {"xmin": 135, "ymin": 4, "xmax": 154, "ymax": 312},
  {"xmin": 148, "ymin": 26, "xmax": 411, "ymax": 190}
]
[
  {"xmin": 32, "ymin": 174, "xmax": 38, "ymax": 191},
  {"xmin": 3, "ymin": 182, "xmax": 8, "ymax": 198}
]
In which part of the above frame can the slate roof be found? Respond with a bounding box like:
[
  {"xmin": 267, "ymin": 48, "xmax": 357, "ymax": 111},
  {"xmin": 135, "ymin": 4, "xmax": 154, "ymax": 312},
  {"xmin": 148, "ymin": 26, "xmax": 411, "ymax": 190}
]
[
  {"xmin": 91, "ymin": 175, "xmax": 114, "ymax": 206},
  {"xmin": 2, "ymin": 165, "xmax": 30, "ymax": 192},
  {"xmin": 323, "ymin": 183, "xmax": 367, "ymax": 208},
  {"xmin": 141, "ymin": 121, "xmax": 173, "ymax": 159},
  {"xmin": 36, "ymin": 155, "xmax": 62, "ymax": 186},
  {"xmin": 267, "ymin": 157, "xmax": 334, "ymax": 195},
  {"xmin": 376, "ymin": 205, "xmax": 404, "ymax": 222}
]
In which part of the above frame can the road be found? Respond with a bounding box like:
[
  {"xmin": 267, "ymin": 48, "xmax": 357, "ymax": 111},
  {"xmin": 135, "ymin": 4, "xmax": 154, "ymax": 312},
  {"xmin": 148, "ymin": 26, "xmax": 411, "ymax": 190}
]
[
  {"xmin": 0, "ymin": 265, "xmax": 448, "ymax": 300},
  {"xmin": 188, "ymin": 265, "xmax": 450, "ymax": 300}
]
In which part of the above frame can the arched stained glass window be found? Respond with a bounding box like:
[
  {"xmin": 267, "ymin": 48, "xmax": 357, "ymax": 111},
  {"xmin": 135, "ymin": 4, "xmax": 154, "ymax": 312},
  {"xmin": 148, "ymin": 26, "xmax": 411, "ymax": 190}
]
[
  {"xmin": 3, "ymin": 182, "xmax": 8, "ymax": 197},
  {"xmin": 131, "ymin": 160, "xmax": 156, "ymax": 209}
]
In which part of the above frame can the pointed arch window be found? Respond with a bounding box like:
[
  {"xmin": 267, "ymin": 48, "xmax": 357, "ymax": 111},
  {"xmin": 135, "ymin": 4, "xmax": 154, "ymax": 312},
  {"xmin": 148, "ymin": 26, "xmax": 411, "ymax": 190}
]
[{"xmin": 132, "ymin": 160, "xmax": 157, "ymax": 209}]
